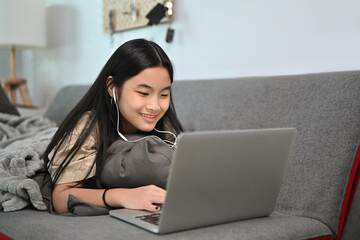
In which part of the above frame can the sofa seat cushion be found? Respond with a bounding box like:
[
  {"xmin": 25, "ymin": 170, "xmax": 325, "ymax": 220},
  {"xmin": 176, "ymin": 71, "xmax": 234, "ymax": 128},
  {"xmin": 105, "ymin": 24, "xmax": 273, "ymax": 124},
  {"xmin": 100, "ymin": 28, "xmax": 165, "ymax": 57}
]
[{"xmin": 0, "ymin": 210, "xmax": 332, "ymax": 240}]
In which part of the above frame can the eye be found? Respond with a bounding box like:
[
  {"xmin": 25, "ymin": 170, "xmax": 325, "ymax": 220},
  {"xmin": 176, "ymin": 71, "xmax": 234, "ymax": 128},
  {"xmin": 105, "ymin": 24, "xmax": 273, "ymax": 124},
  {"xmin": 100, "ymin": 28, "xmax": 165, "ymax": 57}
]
[
  {"xmin": 137, "ymin": 91, "xmax": 149, "ymax": 96},
  {"xmin": 160, "ymin": 90, "xmax": 171, "ymax": 98}
]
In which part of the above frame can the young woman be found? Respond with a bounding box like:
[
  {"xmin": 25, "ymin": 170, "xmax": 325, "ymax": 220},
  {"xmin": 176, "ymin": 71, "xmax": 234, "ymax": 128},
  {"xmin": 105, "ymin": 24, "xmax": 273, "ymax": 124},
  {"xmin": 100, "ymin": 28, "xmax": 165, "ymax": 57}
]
[{"xmin": 43, "ymin": 39, "xmax": 183, "ymax": 214}]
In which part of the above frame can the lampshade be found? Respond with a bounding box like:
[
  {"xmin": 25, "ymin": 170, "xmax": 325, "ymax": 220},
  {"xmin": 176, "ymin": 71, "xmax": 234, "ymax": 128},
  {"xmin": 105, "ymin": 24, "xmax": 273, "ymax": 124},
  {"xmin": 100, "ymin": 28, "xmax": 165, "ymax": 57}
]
[{"xmin": 0, "ymin": 0, "xmax": 46, "ymax": 49}]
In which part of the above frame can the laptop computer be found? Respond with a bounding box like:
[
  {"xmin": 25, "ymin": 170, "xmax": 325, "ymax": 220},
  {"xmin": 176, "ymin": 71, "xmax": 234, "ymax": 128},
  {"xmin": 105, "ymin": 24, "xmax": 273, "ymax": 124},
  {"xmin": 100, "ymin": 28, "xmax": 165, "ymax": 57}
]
[{"xmin": 110, "ymin": 128, "xmax": 297, "ymax": 234}]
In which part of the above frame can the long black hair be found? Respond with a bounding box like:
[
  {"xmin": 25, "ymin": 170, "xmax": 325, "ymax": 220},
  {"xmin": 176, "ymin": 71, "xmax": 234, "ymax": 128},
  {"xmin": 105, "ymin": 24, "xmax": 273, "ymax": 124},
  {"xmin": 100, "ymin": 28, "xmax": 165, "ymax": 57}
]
[{"xmin": 43, "ymin": 39, "xmax": 183, "ymax": 187}]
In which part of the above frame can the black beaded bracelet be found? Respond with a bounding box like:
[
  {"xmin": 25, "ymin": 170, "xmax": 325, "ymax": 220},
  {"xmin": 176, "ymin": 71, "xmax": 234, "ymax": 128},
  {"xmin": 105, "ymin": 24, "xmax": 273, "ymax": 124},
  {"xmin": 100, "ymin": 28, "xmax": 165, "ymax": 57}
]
[{"xmin": 102, "ymin": 187, "xmax": 114, "ymax": 209}]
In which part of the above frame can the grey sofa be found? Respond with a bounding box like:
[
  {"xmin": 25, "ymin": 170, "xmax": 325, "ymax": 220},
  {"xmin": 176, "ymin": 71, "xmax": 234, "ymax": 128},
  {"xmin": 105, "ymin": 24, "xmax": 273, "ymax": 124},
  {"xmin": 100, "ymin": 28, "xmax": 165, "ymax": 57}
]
[{"xmin": 0, "ymin": 70, "xmax": 359, "ymax": 240}]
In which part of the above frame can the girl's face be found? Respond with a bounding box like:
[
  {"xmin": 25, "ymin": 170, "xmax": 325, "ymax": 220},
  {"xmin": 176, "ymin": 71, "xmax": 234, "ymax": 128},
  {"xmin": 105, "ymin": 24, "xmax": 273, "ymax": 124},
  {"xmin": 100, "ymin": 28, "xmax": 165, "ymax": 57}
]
[{"xmin": 117, "ymin": 67, "xmax": 171, "ymax": 134}]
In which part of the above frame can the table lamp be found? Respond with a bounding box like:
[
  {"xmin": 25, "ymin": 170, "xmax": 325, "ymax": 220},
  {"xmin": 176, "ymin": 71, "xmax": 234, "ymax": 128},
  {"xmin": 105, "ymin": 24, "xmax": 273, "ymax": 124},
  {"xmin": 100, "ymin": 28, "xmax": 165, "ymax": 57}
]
[{"xmin": 0, "ymin": 0, "xmax": 46, "ymax": 106}]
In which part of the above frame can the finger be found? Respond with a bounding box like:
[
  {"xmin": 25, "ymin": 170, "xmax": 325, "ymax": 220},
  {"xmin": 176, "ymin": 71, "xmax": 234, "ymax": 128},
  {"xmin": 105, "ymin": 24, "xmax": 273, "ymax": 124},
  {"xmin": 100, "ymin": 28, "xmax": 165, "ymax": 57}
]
[
  {"xmin": 144, "ymin": 186, "xmax": 167, "ymax": 202},
  {"xmin": 151, "ymin": 196, "xmax": 166, "ymax": 205},
  {"xmin": 144, "ymin": 202, "xmax": 161, "ymax": 212},
  {"xmin": 148, "ymin": 191, "xmax": 166, "ymax": 205}
]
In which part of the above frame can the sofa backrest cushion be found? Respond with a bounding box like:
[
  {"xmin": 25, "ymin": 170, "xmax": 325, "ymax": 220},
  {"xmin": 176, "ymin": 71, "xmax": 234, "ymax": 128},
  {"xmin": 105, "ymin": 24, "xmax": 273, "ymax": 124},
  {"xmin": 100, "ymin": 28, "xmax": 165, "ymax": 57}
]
[
  {"xmin": 172, "ymin": 70, "xmax": 360, "ymax": 234},
  {"xmin": 45, "ymin": 85, "xmax": 90, "ymax": 126}
]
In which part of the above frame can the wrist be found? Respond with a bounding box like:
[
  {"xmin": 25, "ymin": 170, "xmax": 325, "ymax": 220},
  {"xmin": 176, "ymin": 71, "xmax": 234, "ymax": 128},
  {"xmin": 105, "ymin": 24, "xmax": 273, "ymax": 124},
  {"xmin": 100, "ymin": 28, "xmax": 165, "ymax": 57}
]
[
  {"xmin": 102, "ymin": 188, "xmax": 114, "ymax": 209},
  {"xmin": 103, "ymin": 188, "xmax": 128, "ymax": 208}
]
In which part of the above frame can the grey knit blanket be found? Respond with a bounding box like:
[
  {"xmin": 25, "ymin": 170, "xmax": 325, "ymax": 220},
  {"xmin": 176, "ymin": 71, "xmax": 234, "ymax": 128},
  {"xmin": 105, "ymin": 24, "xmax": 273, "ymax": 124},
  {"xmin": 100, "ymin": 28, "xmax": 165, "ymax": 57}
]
[{"xmin": 0, "ymin": 113, "xmax": 57, "ymax": 212}]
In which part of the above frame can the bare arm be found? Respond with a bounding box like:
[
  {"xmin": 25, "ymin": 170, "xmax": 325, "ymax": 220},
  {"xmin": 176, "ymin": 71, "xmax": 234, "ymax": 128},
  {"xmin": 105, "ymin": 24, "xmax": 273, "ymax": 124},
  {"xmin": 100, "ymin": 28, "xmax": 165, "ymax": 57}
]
[{"xmin": 52, "ymin": 183, "xmax": 166, "ymax": 214}]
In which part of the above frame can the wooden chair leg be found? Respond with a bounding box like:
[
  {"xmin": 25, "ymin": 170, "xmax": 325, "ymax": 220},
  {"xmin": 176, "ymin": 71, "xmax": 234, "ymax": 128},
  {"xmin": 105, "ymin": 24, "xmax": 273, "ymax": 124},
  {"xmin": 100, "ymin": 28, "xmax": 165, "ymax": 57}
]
[
  {"xmin": 2, "ymin": 83, "xmax": 10, "ymax": 95},
  {"xmin": 10, "ymin": 88, "xmax": 16, "ymax": 105},
  {"xmin": 19, "ymin": 83, "xmax": 32, "ymax": 106}
]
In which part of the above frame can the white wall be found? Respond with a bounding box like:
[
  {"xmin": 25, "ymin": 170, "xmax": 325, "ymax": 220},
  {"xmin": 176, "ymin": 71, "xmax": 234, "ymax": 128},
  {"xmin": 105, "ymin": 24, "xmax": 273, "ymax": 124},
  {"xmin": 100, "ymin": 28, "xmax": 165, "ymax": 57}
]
[{"xmin": 1, "ymin": 0, "xmax": 360, "ymax": 107}]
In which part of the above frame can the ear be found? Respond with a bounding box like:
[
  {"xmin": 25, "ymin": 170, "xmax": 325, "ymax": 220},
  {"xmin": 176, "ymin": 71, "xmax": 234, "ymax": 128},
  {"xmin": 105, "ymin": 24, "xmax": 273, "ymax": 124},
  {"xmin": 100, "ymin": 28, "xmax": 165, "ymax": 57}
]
[{"xmin": 106, "ymin": 76, "xmax": 115, "ymax": 98}]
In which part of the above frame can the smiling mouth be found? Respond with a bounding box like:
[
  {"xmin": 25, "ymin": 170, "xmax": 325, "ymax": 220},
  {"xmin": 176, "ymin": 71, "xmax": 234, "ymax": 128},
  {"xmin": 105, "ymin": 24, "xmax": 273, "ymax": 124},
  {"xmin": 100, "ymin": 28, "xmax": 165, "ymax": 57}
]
[{"xmin": 140, "ymin": 113, "xmax": 157, "ymax": 122}]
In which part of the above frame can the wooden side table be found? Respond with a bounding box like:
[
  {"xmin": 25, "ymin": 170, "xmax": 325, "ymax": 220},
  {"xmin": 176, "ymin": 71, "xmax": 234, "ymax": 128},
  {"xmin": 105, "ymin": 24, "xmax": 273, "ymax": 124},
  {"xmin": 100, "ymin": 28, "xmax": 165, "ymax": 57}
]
[{"xmin": 0, "ymin": 78, "xmax": 32, "ymax": 106}]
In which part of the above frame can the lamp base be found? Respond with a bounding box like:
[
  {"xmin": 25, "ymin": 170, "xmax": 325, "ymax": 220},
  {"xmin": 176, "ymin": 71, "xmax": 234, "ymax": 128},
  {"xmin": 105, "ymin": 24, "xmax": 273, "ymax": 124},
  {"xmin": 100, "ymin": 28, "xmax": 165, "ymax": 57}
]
[{"xmin": 0, "ymin": 78, "xmax": 32, "ymax": 107}]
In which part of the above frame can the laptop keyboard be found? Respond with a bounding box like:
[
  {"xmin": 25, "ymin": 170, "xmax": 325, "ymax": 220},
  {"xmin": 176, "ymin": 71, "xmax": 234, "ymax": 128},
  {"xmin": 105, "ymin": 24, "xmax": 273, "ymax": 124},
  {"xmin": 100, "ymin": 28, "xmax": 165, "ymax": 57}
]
[{"xmin": 136, "ymin": 213, "xmax": 161, "ymax": 226}]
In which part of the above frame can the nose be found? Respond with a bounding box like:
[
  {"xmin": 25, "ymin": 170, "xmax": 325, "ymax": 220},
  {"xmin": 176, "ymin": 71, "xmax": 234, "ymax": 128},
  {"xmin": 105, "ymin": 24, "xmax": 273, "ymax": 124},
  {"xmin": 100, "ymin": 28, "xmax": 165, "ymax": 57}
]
[{"xmin": 146, "ymin": 96, "xmax": 161, "ymax": 112}]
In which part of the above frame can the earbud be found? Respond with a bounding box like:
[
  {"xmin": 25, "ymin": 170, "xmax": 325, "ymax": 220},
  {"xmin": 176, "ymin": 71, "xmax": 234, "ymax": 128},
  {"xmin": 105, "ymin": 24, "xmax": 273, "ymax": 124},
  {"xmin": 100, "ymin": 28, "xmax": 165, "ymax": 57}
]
[{"xmin": 112, "ymin": 86, "xmax": 177, "ymax": 148}]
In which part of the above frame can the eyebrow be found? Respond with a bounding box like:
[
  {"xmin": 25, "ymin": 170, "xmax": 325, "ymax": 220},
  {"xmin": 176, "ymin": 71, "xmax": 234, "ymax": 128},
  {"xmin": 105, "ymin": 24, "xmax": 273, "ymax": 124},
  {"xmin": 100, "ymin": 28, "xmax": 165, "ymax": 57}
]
[{"xmin": 136, "ymin": 83, "xmax": 171, "ymax": 91}]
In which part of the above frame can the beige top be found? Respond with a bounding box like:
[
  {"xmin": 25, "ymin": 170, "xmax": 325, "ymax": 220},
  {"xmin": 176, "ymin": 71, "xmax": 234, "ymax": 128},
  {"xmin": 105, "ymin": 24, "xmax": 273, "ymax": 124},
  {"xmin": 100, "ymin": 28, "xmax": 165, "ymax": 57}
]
[{"xmin": 48, "ymin": 112, "xmax": 98, "ymax": 184}]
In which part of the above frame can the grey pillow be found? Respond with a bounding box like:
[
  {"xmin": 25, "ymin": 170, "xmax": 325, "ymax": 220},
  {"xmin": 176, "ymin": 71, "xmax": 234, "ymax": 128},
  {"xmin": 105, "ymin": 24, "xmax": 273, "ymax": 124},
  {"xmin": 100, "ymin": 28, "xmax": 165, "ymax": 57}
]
[
  {"xmin": 101, "ymin": 134, "xmax": 174, "ymax": 189},
  {"xmin": 64, "ymin": 135, "xmax": 174, "ymax": 216},
  {"xmin": 0, "ymin": 84, "xmax": 20, "ymax": 116}
]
